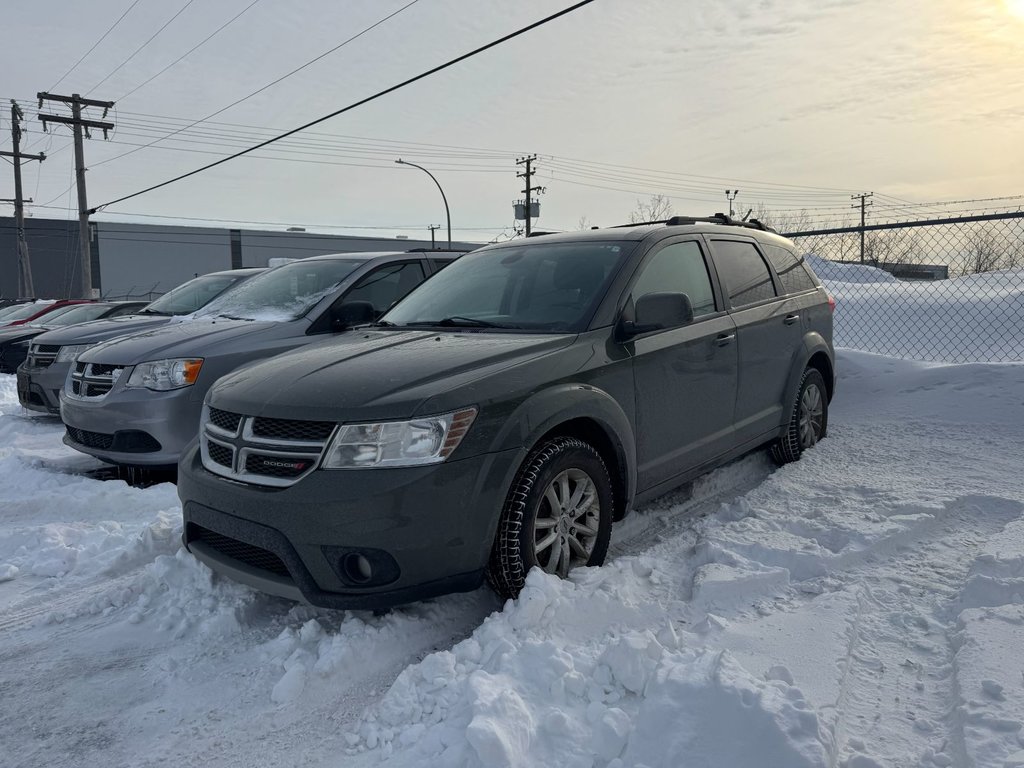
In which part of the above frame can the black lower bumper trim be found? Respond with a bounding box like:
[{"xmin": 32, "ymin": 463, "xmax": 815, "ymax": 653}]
[{"xmin": 182, "ymin": 502, "xmax": 485, "ymax": 610}]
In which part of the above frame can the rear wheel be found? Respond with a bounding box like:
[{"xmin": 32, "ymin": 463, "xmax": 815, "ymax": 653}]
[
  {"xmin": 487, "ymin": 437, "xmax": 613, "ymax": 599},
  {"xmin": 771, "ymin": 367, "xmax": 828, "ymax": 465}
]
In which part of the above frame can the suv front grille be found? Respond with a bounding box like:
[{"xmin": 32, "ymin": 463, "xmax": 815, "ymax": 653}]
[
  {"xmin": 26, "ymin": 343, "xmax": 60, "ymax": 368},
  {"xmin": 199, "ymin": 405, "xmax": 335, "ymax": 488},
  {"xmin": 252, "ymin": 416, "xmax": 335, "ymax": 442},
  {"xmin": 67, "ymin": 361, "xmax": 126, "ymax": 400},
  {"xmin": 190, "ymin": 526, "xmax": 291, "ymax": 578},
  {"xmin": 208, "ymin": 407, "xmax": 242, "ymax": 434}
]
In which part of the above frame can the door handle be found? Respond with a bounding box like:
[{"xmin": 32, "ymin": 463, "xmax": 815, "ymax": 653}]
[
  {"xmin": 784, "ymin": 313, "xmax": 800, "ymax": 325},
  {"xmin": 715, "ymin": 333, "xmax": 735, "ymax": 346}
]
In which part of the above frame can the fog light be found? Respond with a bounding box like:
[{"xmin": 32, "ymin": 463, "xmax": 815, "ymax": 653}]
[{"xmin": 343, "ymin": 553, "xmax": 373, "ymax": 584}]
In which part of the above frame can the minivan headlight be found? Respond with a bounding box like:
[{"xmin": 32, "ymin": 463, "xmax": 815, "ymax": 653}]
[
  {"xmin": 126, "ymin": 358, "xmax": 203, "ymax": 391},
  {"xmin": 321, "ymin": 408, "xmax": 477, "ymax": 469},
  {"xmin": 55, "ymin": 344, "xmax": 94, "ymax": 363}
]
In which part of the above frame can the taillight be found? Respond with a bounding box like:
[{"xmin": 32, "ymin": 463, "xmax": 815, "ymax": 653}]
[{"xmin": 827, "ymin": 294, "xmax": 836, "ymax": 313}]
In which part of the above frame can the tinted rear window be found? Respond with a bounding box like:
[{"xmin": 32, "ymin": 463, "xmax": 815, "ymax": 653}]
[
  {"xmin": 711, "ymin": 240, "xmax": 778, "ymax": 308},
  {"xmin": 763, "ymin": 244, "xmax": 818, "ymax": 294}
]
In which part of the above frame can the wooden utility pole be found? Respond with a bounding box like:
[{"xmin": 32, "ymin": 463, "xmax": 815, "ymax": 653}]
[
  {"xmin": 1, "ymin": 101, "xmax": 46, "ymax": 297},
  {"xmin": 516, "ymin": 155, "xmax": 544, "ymax": 237},
  {"xmin": 851, "ymin": 192, "xmax": 873, "ymax": 264},
  {"xmin": 36, "ymin": 92, "xmax": 114, "ymax": 298}
]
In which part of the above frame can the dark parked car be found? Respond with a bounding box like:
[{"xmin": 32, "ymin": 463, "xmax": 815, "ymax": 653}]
[
  {"xmin": 0, "ymin": 302, "xmax": 147, "ymax": 374},
  {"xmin": 61, "ymin": 250, "xmax": 465, "ymax": 468},
  {"xmin": 176, "ymin": 216, "xmax": 836, "ymax": 610},
  {"xmin": 18, "ymin": 269, "xmax": 263, "ymax": 414}
]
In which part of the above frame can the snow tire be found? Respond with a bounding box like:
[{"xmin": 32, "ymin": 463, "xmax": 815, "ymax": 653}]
[
  {"xmin": 771, "ymin": 367, "xmax": 828, "ymax": 465},
  {"xmin": 487, "ymin": 437, "xmax": 613, "ymax": 600}
]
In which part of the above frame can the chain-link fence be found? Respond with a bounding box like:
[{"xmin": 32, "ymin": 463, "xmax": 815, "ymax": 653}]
[{"xmin": 784, "ymin": 211, "xmax": 1024, "ymax": 362}]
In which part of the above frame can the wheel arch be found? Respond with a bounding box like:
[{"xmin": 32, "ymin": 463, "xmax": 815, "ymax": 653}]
[{"xmin": 489, "ymin": 384, "xmax": 636, "ymax": 522}]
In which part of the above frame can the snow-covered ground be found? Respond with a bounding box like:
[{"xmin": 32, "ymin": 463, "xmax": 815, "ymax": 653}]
[{"xmin": 2, "ymin": 289, "xmax": 1024, "ymax": 767}]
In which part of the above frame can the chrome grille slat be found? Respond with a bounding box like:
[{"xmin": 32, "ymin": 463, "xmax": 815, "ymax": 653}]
[
  {"xmin": 199, "ymin": 405, "xmax": 335, "ymax": 488},
  {"xmin": 66, "ymin": 361, "xmax": 127, "ymax": 401}
]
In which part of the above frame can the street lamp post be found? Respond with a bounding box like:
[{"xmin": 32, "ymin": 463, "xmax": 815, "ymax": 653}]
[{"xmin": 395, "ymin": 159, "xmax": 450, "ymax": 249}]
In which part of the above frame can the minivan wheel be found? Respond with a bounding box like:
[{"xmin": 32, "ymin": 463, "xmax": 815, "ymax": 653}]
[
  {"xmin": 487, "ymin": 437, "xmax": 613, "ymax": 599},
  {"xmin": 771, "ymin": 367, "xmax": 828, "ymax": 465}
]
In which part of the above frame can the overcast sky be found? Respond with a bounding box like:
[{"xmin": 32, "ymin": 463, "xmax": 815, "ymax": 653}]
[{"xmin": 1, "ymin": 0, "xmax": 1022, "ymax": 240}]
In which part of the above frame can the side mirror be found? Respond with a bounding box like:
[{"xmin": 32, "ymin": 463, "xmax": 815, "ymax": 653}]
[
  {"xmin": 330, "ymin": 301, "xmax": 376, "ymax": 330},
  {"xmin": 620, "ymin": 292, "xmax": 694, "ymax": 339}
]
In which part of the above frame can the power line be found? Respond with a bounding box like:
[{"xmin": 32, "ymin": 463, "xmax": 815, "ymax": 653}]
[
  {"xmin": 87, "ymin": 0, "xmax": 200, "ymax": 96},
  {"xmin": 91, "ymin": 0, "xmax": 598, "ymax": 211},
  {"xmin": 49, "ymin": 0, "xmax": 145, "ymax": 91},
  {"xmin": 116, "ymin": 0, "xmax": 265, "ymax": 102},
  {"xmin": 92, "ymin": 0, "xmax": 423, "ymax": 168}
]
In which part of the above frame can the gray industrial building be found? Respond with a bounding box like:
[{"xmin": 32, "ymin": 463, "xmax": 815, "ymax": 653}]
[{"xmin": 0, "ymin": 217, "xmax": 479, "ymax": 300}]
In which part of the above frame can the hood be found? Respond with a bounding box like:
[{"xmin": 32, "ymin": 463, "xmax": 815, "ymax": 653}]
[
  {"xmin": 31, "ymin": 315, "xmax": 171, "ymax": 347},
  {"xmin": 0, "ymin": 326, "xmax": 42, "ymax": 346},
  {"xmin": 209, "ymin": 330, "xmax": 575, "ymax": 422},
  {"xmin": 79, "ymin": 317, "xmax": 297, "ymax": 365}
]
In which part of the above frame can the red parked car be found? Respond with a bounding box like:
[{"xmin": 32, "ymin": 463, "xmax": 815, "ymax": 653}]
[{"xmin": 0, "ymin": 300, "xmax": 93, "ymax": 328}]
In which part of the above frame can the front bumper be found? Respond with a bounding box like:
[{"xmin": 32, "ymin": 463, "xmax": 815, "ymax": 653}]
[
  {"xmin": 177, "ymin": 441, "xmax": 525, "ymax": 609},
  {"xmin": 18, "ymin": 360, "xmax": 71, "ymax": 414},
  {"xmin": 60, "ymin": 383, "xmax": 203, "ymax": 466}
]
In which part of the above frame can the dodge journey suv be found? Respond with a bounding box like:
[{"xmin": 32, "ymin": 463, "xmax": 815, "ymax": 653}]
[{"xmin": 177, "ymin": 216, "xmax": 835, "ymax": 608}]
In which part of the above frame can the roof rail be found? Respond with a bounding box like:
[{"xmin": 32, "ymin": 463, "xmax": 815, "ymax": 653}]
[
  {"xmin": 610, "ymin": 213, "xmax": 777, "ymax": 233},
  {"xmin": 404, "ymin": 247, "xmax": 471, "ymax": 253}
]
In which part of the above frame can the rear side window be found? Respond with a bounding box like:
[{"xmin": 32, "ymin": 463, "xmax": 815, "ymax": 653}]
[
  {"xmin": 344, "ymin": 261, "xmax": 426, "ymax": 315},
  {"xmin": 763, "ymin": 244, "xmax": 818, "ymax": 294},
  {"xmin": 631, "ymin": 241, "xmax": 716, "ymax": 318},
  {"xmin": 711, "ymin": 240, "xmax": 778, "ymax": 308}
]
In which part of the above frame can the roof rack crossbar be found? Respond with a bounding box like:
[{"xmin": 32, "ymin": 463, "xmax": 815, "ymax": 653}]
[{"xmin": 609, "ymin": 213, "xmax": 776, "ymax": 233}]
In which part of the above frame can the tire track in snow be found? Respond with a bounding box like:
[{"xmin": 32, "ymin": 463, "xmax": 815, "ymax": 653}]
[{"xmin": 811, "ymin": 496, "xmax": 1023, "ymax": 767}]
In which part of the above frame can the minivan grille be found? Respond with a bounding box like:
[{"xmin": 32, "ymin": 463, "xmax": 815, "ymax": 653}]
[
  {"xmin": 199, "ymin": 405, "xmax": 335, "ymax": 488},
  {"xmin": 66, "ymin": 426, "xmax": 115, "ymax": 451},
  {"xmin": 67, "ymin": 361, "xmax": 126, "ymax": 400},
  {"xmin": 26, "ymin": 343, "xmax": 60, "ymax": 368}
]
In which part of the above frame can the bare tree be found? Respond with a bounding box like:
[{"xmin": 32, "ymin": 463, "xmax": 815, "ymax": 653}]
[
  {"xmin": 576, "ymin": 215, "xmax": 592, "ymax": 231},
  {"xmin": 746, "ymin": 203, "xmax": 814, "ymax": 235},
  {"xmin": 964, "ymin": 226, "xmax": 1010, "ymax": 274},
  {"xmin": 628, "ymin": 194, "xmax": 673, "ymax": 224}
]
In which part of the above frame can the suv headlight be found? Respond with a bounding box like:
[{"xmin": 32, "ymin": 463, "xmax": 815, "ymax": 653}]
[
  {"xmin": 321, "ymin": 408, "xmax": 477, "ymax": 469},
  {"xmin": 126, "ymin": 358, "xmax": 203, "ymax": 391},
  {"xmin": 55, "ymin": 344, "xmax": 94, "ymax": 363}
]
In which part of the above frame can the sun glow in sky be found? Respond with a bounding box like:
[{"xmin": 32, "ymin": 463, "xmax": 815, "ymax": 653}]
[{"xmin": 1005, "ymin": 0, "xmax": 1024, "ymax": 18}]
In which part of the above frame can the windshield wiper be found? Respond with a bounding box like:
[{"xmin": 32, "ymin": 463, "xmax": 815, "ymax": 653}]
[
  {"xmin": 408, "ymin": 316, "xmax": 507, "ymax": 328},
  {"xmin": 138, "ymin": 308, "xmax": 170, "ymax": 316},
  {"xmin": 216, "ymin": 313, "xmax": 253, "ymax": 321}
]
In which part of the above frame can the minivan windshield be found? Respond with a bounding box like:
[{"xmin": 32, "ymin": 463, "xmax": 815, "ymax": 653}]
[
  {"xmin": 36, "ymin": 303, "xmax": 115, "ymax": 327},
  {"xmin": 142, "ymin": 273, "xmax": 246, "ymax": 316},
  {"xmin": 197, "ymin": 258, "xmax": 363, "ymax": 322},
  {"xmin": 383, "ymin": 242, "xmax": 630, "ymax": 332}
]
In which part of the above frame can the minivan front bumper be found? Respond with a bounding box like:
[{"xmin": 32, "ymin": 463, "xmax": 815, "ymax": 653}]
[
  {"xmin": 18, "ymin": 360, "xmax": 72, "ymax": 414},
  {"xmin": 60, "ymin": 383, "xmax": 203, "ymax": 466},
  {"xmin": 177, "ymin": 441, "xmax": 525, "ymax": 609}
]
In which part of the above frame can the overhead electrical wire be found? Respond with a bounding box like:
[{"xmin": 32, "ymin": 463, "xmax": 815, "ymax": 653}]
[
  {"xmin": 115, "ymin": 0, "xmax": 265, "ymax": 102},
  {"xmin": 92, "ymin": 0, "xmax": 423, "ymax": 168},
  {"xmin": 87, "ymin": 0, "xmax": 200, "ymax": 95},
  {"xmin": 49, "ymin": 0, "xmax": 145, "ymax": 91},
  {"xmin": 90, "ymin": 0, "xmax": 599, "ymax": 211}
]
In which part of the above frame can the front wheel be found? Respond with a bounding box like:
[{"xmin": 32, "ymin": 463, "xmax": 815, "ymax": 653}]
[
  {"xmin": 487, "ymin": 437, "xmax": 613, "ymax": 599},
  {"xmin": 771, "ymin": 367, "xmax": 828, "ymax": 465}
]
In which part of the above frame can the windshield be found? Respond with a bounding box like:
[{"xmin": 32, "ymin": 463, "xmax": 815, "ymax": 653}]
[
  {"xmin": 383, "ymin": 242, "xmax": 630, "ymax": 332},
  {"xmin": 39, "ymin": 303, "xmax": 114, "ymax": 327},
  {"xmin": 0, "ymin": 304, "xmax": 28, "ymax": 321},
  {"xmin": 0, "ymin": 302, "xmax": 55, "ymax": 324},
  {"xmin": 197, "ymin": 259, "xmax": 362, "ymax": 322},
  {"xmin": 143, "ymin": 273, "xmax": 247, "ymax": 316}
]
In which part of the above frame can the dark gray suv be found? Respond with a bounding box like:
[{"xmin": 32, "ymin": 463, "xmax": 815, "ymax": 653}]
[{"xmin": 177, "ymin": 216, "xmax": 835, "ymax": 609}]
